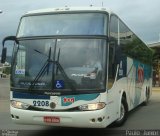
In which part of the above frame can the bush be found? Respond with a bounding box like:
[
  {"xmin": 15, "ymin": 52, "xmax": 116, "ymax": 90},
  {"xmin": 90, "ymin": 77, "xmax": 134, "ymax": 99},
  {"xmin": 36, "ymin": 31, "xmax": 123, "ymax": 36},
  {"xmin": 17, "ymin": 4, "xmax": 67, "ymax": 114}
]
[{"xmin": 3, "ymin": 66, "xmax": 11, "ymax": 75}]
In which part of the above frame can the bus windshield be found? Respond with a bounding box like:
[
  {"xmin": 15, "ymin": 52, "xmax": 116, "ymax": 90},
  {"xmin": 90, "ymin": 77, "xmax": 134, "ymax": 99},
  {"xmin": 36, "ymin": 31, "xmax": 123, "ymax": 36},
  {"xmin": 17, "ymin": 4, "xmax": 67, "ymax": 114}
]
[
  {"xmin": 11, "ymin": 38, "xmax": 106, "ymax": 93},
  {"xmin": 12, "ymin": 12, "xmax": 108, "ymax": 94},
  {"xmin": 17, "ymin": 13, "xmax": 107, "ymax": 37}
]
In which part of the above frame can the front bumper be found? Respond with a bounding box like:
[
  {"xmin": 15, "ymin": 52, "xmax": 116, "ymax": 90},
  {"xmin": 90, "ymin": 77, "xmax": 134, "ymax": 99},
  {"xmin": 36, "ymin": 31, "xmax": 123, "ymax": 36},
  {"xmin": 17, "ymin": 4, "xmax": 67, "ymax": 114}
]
[{"xmin": 11, "ymin": 106, "xmax": 109, "ymax": 128}]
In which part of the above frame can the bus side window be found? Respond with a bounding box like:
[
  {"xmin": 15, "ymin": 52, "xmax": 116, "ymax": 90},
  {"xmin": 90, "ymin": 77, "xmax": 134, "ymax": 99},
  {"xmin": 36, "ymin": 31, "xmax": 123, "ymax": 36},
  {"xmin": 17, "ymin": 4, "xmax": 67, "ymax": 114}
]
[
  {"xmin": 108, "ymin": 15, "xmax": 119, "ymax": 89},
  {"xmin": 108, "ymin": 45, "xmax": 117, "ymax": 89}
]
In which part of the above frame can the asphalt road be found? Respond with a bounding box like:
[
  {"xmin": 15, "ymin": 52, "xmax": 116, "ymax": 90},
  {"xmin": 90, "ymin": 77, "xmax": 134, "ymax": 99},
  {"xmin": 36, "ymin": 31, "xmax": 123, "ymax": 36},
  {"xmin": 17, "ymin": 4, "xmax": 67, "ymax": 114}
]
[{"xmin": 0, "ymin": 78, "xmax": 160, "ymax": 136}]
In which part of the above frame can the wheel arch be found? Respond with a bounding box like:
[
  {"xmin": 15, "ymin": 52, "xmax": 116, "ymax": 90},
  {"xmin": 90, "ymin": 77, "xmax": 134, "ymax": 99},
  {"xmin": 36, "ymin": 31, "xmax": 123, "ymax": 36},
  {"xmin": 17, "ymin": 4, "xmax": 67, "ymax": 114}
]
[
  {"xmin": 123, "ymin": 92, "xmax": 129, "ymax": 111},
  {"xmin": 119, "ymin": 90, "xmax": 129, "ymax": 113},
  {"xmin": 114, "ymin": 90, "xmax": 129, "ymax": 127}
]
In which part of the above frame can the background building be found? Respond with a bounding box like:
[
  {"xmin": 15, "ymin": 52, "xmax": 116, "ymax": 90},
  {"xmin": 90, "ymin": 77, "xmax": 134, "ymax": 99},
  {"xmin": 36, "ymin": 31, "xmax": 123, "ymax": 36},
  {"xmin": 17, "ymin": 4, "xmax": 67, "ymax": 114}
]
[{"xmin": 148, "ymin": 42, "xmax": 160, "ymax": 86}]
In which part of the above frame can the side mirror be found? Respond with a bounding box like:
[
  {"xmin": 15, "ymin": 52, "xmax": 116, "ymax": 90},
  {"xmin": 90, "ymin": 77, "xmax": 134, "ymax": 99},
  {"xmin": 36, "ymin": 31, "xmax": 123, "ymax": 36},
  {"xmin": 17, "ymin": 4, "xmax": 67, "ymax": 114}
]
[
  {"xmin": 1, "ymin": 36, "xmax": 18, "ymax": 63},
  {"xmin": 1, "ymin": 47, "xmax": 7, "ymax": 63}
]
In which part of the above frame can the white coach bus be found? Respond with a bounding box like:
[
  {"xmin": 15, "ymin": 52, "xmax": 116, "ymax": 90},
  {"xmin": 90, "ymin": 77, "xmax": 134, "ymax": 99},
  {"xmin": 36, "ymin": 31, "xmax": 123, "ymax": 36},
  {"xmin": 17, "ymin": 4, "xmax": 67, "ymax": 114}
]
[{"xmin": 1, "ymin": 7, "xmax": 152, "ymax": 128}]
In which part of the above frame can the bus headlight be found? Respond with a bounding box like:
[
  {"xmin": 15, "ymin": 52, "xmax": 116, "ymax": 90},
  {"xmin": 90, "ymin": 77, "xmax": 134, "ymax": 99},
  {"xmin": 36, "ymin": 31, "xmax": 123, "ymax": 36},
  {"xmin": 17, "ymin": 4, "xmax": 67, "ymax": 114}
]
[
  {"xmin": 78, "ymin": 103, "xmax": 106, "ymax": 111},
  {"xmin": 11, "ymin": 100, "xmax": 30, "ymax": 110}
]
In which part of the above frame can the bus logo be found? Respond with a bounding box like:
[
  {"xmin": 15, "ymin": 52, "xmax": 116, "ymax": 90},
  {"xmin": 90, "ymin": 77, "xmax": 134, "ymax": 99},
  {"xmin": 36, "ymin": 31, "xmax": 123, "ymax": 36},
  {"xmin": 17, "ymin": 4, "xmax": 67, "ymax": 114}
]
[{"xmin": 63, "ymin": 97, "xmax": 75, "ymax": 103}]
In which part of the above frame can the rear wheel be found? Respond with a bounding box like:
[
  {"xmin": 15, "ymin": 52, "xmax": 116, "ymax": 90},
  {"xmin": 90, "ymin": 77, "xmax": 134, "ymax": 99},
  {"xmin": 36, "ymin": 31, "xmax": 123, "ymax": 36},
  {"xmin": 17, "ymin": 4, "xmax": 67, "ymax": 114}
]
[
  {"xmin": 114, "ymin": 97, "xmax": 128, "ymax": 127},
  {"xmin": 142, "ymin": 88, "xmax": 150, "ymax": 106}
]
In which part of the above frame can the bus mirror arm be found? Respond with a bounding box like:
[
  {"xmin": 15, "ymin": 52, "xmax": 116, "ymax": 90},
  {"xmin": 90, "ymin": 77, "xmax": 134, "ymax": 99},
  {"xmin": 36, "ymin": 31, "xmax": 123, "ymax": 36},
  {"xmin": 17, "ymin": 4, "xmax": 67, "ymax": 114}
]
[
  {"xmin": 2, "ymin": 36, "xmax": 19, "ymax": 47},
  {"xmin": 1, "ymin": 36, "xmax": 19, "ymax": 63}
]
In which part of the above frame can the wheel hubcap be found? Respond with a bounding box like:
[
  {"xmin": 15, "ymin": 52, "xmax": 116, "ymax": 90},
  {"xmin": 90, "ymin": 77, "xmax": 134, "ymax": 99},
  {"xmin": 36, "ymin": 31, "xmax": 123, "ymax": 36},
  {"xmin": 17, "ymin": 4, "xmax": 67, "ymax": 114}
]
[{"xmin": 117, "ymin": 103, "xmax": 125, "ymax": 121}]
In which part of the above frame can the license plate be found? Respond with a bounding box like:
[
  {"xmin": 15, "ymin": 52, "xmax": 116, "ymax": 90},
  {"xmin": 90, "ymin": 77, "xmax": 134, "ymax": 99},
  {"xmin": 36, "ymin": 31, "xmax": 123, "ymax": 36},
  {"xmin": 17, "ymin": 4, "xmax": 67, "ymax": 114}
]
[{"xmin": 43, "ymin": 116, "xmax": 60, "ymax": 123}]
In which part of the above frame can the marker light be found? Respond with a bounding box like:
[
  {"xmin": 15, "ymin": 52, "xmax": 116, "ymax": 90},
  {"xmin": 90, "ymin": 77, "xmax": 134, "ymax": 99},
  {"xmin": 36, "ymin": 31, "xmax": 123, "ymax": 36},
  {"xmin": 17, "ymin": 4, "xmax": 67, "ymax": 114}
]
[
  {"xmin": 11, "ymin": 100, "xmax": 30, "ymax": 110},
  {"xmin": 79, "ymin": 103, "xmax": 106, "ymax": 111}
]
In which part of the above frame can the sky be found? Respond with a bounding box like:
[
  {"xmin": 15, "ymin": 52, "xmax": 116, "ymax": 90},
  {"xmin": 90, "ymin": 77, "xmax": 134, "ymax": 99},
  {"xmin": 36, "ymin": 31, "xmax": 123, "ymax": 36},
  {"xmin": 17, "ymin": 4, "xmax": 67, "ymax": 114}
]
[{"xmin": 0, "ymin": 0, "xmax": 160, "ymax": 54}]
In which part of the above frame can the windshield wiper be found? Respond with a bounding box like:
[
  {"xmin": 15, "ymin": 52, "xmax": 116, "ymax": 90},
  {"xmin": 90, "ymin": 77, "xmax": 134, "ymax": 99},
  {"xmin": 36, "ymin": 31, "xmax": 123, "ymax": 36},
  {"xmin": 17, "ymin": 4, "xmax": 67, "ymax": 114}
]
[
  {"xmin": 28, "ymin": 60, "xmax": 76, "ymax": 92},
  {"xmin": 28, "ymin": 40, "xmax": 76, "ymax": 92},
  {"xmin": 55, "ymin": 48, "xmax": 60, "ymax": 75},
  {"xmin": 28, "ymin": 47, "xmax": 52, "ymax": 91},
  {"xmin": 51, "ymin": 40, "xmax": 76, "ymax": 91}
]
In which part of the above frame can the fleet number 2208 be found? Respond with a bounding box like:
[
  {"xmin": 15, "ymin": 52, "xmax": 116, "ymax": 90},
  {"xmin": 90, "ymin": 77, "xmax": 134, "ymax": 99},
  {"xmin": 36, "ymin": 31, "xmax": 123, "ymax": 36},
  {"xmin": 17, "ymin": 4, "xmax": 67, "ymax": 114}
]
[{"xmin": 33, "ymin": 100, "xmax": 49, "ymax": 107}]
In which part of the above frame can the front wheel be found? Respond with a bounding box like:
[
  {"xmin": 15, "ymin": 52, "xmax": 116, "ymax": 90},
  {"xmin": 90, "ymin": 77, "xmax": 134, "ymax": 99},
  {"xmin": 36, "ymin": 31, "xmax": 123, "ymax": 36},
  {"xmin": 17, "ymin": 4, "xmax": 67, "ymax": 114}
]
[{"xmin": 114, "ymin": 98, "xmax": 128, "ymax": 127}]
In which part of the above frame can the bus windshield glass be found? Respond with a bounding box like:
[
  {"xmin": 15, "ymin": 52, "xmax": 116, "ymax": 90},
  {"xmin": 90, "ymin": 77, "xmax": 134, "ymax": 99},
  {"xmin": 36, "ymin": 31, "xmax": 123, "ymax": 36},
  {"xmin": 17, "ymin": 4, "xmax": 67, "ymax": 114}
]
[
  {"xmin": 11, "ymin": 38, "xmax": 106, "ymax": 92},
  {"xmin": 17, "ymin": 13, "xmax": 107, "ymax": 37}
]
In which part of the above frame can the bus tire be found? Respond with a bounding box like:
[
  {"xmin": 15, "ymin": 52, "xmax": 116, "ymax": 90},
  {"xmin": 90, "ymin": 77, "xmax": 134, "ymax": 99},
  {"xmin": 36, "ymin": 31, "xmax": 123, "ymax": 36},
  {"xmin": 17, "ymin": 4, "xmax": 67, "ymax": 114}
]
[
  {"xmin": 114, "ymin": 97, "xmax": 128, "ymax": 127},
  {"xmin": 142, "ymin": 88, "xmax": 150, "ymax": 106}
]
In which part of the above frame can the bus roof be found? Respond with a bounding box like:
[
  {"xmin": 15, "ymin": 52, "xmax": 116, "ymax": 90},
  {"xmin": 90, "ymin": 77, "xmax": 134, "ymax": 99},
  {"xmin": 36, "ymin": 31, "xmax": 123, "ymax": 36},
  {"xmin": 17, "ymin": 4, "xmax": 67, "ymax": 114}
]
[{"xmin": 25, "ymin": 7, "xmax": 114, "ymax": 15}]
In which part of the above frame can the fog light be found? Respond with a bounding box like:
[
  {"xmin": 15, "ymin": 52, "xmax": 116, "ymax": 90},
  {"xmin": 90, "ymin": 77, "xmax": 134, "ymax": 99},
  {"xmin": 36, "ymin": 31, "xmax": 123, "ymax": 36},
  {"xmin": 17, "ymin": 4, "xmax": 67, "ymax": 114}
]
[
  {"xmin": 98, "ymin": 117, "xmax": 103, "ymax": 122},
  {"xmin": 91, "ymin": 118, "xmax": 96, "ymax": 122}
]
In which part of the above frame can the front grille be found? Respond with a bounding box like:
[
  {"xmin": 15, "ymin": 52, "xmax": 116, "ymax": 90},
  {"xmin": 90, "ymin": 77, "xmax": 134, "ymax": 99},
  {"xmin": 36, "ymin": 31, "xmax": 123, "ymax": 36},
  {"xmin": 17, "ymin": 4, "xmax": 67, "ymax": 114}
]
[{"xmin": 27, "ymin": 105, "xmax": 80, "ymax": 112}]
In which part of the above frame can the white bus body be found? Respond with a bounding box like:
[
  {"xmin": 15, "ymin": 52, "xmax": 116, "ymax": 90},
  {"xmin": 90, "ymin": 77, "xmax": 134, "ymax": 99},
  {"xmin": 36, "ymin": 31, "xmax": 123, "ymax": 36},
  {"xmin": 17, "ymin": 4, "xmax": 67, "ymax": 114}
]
[{"xmin": 2, "ymin": 7, "xmax": 152, "ymax": 128}]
